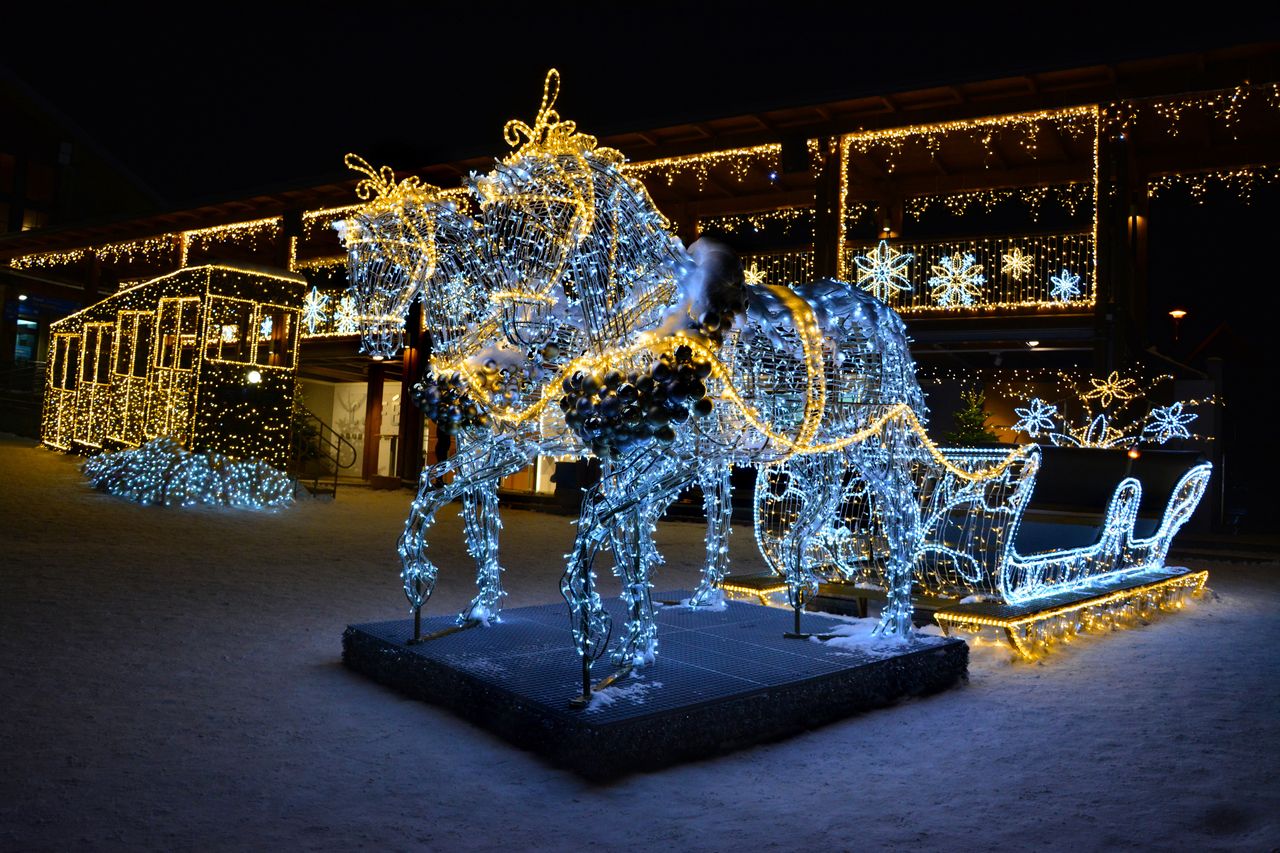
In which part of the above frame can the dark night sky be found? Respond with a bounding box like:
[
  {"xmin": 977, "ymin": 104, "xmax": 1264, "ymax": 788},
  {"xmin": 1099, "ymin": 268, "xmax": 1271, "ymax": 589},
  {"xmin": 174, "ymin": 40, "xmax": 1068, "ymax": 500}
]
[{"xmin": 5, "ymin": 5, "xmax": 1271, "ymax": 207}]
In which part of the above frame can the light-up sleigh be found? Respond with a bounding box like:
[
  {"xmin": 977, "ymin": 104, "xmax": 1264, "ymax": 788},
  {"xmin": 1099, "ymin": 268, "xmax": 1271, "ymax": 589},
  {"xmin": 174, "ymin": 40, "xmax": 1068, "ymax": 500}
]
[{"xmin": 745, "ymin": 443, "xmax": 1212, "ymax": 659}]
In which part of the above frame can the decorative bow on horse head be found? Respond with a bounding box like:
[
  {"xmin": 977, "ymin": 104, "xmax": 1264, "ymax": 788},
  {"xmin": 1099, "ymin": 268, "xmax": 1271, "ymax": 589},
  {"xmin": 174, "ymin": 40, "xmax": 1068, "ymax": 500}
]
[
  {"xmin": 344, "ymin": 153, "xmax": 441, "ymax": 203},
  {"xmin": 502, "ymin": 69, "xmax": 621, "ymax": 162}
]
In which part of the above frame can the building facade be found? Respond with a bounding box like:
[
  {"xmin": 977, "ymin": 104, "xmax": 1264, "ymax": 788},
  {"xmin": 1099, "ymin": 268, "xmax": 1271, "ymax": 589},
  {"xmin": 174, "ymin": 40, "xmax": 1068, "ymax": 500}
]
[{"xmin": 3, "ymin": 44, "xmax": 1277, "ymax": 524}]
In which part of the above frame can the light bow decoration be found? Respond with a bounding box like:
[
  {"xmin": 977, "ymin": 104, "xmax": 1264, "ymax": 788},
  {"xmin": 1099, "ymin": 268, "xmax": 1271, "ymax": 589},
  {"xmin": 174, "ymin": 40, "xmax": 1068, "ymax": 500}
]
[{"xmin": 339, "ymin": 70, "xmax": 1111, "ymax": 703}]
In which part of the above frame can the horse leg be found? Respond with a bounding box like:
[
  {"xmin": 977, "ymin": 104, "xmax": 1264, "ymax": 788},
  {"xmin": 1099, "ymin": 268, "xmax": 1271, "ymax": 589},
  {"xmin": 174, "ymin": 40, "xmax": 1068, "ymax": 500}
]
[
  {"xmin": 459, "ymin": 476, "xmax": 503, "ymax": 625},
  {"xmin": 562, "ymin": 484, "xmax": 616, "ymax": 705},
  {"xmin": 565, "ymin": 453, "xmax": 698, "ymax": 705},
  {"xmin": 689, "ymin": 462, "xmax": 733, "ymax": 608},
  {"xmin": 397, "ymin": 437, "xmax": 527, "ymax": 640},
  {"xmin": 778, "ymin": 454, "xmax": 843, "ymax": 637},
  {"xmin": 609, "ymin": 506, "xmax": 655, "ymax": 666},
  {"xmin": 863, "ymin": 438, "xmax": 923, "ymax": 638}
]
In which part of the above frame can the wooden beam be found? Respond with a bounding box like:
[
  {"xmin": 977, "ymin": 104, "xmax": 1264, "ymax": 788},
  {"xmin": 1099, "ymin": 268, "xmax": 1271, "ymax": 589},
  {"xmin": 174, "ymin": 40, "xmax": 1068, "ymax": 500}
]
[
  {"xmin": 685, "ymin": 188, "xmax": 816, "ymax": 219},
  {"xmin": 844, "ymin": 161, "xmax": 1091, "ymax": 199},
  {"xmin": 362, "ymin": 361, "xmax": 384, "ymax": 480}
]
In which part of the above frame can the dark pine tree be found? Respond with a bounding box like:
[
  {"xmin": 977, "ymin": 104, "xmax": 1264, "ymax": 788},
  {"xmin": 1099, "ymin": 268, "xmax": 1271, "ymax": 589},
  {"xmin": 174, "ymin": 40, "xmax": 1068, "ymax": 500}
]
[{"xmin": 944, "ymin": 388, "xmax": 1001, "ymax": 445}]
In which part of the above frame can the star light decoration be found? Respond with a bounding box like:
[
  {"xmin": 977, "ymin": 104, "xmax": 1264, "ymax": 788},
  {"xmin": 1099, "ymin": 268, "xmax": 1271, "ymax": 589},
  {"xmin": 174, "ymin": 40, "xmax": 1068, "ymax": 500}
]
[
  {"xmin": 1012, "ymin": 398, "xmax": 1059, "ymax": 436},
  {"xmin": 853, "ymin": 239, "xmax": 914, "ymax": 301},
  {"xmin": 1048, "ymin": 268, "xmax": 1082, "ymax": 302},
  {"xmin": 335, "ymin": 294, "xmax": 360, "ymax": 334},
  {"xmin": 1001, "ymin": 247, "xmax": 1034, "ymax": 280},
  {"xmin": 927, "ymin": 253, "xmax": 986, "ymax": 307},
  {"xmin": 1143, "ymin": 402, "xmax": 1197, "ymax": 443},
  {"xmin": 302, "ymin": 286, "xmax": 330, "ymax": 334},
  {"xmin": 1082, "ymin": 371, "xmax": 1137, "ymax": 408}
]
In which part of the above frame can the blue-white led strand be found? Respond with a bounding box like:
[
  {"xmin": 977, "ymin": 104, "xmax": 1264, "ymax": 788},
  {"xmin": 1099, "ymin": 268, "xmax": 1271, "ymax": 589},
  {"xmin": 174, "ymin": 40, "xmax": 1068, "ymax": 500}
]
[{"xmin": 83, "ymin": 437, "xmax": 293, "ymax": 509}]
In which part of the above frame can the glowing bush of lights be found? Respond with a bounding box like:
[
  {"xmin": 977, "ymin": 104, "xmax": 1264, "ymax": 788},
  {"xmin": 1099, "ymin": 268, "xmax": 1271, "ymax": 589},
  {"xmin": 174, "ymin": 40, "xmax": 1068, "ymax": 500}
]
[
  {"xmin": 339, "ymin": 71, "xmax": 1204, "ymax": 694},
  {"xmin": 83, "ymin": 437, "xmax": 294, "ymax": 509}
]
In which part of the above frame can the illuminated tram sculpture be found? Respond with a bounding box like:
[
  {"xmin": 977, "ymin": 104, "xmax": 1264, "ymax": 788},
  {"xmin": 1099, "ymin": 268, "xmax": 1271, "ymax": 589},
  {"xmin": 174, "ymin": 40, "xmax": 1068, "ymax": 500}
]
[{"xmin": 41, "ymin": 264, "xmax": 303, "ymax": 470}]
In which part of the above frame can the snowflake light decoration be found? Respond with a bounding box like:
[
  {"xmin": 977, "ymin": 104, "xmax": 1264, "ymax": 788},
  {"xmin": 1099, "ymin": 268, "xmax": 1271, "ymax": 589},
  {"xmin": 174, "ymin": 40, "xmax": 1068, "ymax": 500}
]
[
  {"xmin": 259, "ymin": 314, "xmax": 273, "ymax": 339},
  {"xmin": 742, "ymin": 263, "xmax": 765, "ymax": 285},
  {"xmin": 1082, "ymin": 371, "xmax": 1137, "ymax": 407},
  {"xmin": 335, "ymin": 294, "xmax": 360, "ymax": 334},
  {"xmin": 1012, "ymin": 398, "xmax": 1058, "ymax": 436},
  {"xmin": 302, "ymin": 286, "xmax": 330, "ymax": 334},
  {"xmin": 1143, "ymin": 402, "xmax": 1197, "ymax": 443},
  {"xmin": 927, "ymin": 253, "xmax": 985, "ymax": 307},
  {"xmin": 1048, "ymin": 268, "xmax": 1082, "ymax": 302},
  {"xmin": 437, "ymin": 272, "xmax": 480, "ymax": 321},
  {"xmin": 999, "ymin": 369, "xmax": 1211, "ymax": 450},
  {"xmin": 853, "ymin": 240, "xmax": 914, "ymax": 301},
  {"xmin": 1001, "ymin": 247, "xmax": 1034, "ymax": 280}
]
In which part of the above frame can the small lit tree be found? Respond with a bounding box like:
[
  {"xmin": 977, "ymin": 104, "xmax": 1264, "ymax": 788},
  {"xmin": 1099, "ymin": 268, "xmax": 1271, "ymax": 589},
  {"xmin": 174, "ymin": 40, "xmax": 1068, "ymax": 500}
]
[{"xmin": 945, "ymin": 388, "xmax": 1001, "ymax": 445}]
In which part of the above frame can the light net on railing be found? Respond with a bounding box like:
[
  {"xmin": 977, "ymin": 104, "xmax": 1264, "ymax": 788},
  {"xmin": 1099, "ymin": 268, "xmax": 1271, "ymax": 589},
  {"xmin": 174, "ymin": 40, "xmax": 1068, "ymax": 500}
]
[{"xmin": 842, "ymin": 232, "xmax": 1094, "ymax": 312}]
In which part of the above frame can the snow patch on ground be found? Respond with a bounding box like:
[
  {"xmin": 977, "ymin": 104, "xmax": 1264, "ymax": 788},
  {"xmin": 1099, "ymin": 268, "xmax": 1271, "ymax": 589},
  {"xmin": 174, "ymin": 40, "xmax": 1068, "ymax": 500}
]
[
  {"xmin": 2, "ymin": 436, "xmax": 1278, "ymax": 850},
  {"xmin": 586, "ymin": 678, "xmax": 664, "ymax": 711},
  {"xmin": 680, "ymin": 589, "xmax": 728, "ymax": 611}
]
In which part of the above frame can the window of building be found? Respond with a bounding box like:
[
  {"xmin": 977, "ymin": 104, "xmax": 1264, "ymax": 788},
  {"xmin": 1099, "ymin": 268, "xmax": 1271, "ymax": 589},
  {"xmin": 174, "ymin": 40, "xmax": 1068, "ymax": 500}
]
[{"xmin": 14, "ymin": 318, "xmax": 37, "ymax": 362}]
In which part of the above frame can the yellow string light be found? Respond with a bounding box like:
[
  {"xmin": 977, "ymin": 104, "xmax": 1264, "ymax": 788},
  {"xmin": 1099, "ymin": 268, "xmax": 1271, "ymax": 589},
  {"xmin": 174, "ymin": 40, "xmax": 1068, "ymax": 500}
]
[{"xmin": 623, "ymin": 144, "xmax": 782, "ymax": 188}]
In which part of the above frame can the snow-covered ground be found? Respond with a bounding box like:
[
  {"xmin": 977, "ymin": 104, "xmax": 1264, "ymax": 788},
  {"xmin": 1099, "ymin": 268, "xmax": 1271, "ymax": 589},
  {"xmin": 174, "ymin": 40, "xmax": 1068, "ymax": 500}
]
[{"xmin": 1, "ymin": 435, "xmax": 1277, "ymax": 851}]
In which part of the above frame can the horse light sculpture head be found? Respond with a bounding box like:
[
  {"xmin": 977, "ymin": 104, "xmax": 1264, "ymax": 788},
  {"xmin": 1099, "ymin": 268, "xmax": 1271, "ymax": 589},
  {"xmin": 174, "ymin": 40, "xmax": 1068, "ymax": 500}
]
[
  {"xmin": 337, "ymin": 155, "xmax": 484, "ymax": 359},
  {"xmin": 473, "ymin": 69, "xmax": 685, "ymax": 353}
]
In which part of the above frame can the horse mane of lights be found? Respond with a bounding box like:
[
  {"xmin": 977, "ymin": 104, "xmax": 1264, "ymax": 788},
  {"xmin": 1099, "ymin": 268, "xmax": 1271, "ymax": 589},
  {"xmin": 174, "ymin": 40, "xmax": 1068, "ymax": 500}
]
[{"xmin": 338, "ymin": 70, "xmax": 1209, "ymax": 700}]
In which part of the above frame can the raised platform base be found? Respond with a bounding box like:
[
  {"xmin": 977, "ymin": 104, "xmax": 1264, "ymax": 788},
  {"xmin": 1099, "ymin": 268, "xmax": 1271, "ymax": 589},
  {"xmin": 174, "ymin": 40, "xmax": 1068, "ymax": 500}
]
[
  {"xmin": 934, "ymin": 566, "xmax": 1208, "ymax": 660},
  {"xmin": 343, "ymin": 593, "xmax": 967, "ymax": 779}
]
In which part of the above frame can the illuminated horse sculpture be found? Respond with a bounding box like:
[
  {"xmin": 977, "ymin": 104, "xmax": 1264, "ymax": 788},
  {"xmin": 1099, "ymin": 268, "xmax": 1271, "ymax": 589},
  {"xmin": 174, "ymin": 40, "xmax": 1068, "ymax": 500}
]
[
  {"xmin": 337, "ymin": 140, "xmax": 735, "ymax": 638},
  {"xmin": 336, "ymin": 71, "xmax": 1034, "ymax": 703}
]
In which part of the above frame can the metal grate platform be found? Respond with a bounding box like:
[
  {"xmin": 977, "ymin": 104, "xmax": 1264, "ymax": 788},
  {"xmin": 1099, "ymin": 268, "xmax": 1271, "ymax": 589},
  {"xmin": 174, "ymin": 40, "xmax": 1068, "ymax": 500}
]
[{"xmin": 343, "ymin": 592, "xmax": 967, "ymax": 778}]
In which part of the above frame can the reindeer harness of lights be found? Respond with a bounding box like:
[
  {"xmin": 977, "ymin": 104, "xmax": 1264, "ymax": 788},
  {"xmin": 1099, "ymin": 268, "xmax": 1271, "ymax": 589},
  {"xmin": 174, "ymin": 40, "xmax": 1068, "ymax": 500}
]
[{"xmin": 340, "ymin": 70, "xmax": 1023, "ymax": 706}]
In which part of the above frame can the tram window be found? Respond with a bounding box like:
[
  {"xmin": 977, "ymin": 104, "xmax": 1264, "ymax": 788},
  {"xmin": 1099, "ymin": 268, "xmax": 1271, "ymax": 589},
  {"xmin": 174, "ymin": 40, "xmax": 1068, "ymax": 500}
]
[
  {"xmin": 204, "ymin": 298, "xmax": 253, "ymax": 363},
  {"xmin": 50, "ymin": 336, "xmax": 66, "ymax": 387},
  {"xmin": 64, "ymin": 337, "xmax": 80, "ymax": 391},
  {"xmin": 132, "ymin": 315, "xmax": 152, "ymax": 377},
  {"xmin": 177, "ymin": 301, "xmax": 199, "ymax": 370},
  {"xmin": 81, "ymin": 327, "xmax": 98, "ymax": 383},
  {"xmin": 115, "ymin": 315, "xmax": 135, "ymax": 376},
  {"xmin": 96, "ymin": 327, "xmax": 114, "ymax": 384},
  {"xmin": 254, "ymin": 307, "xmax": 296, "ymax": 367}
]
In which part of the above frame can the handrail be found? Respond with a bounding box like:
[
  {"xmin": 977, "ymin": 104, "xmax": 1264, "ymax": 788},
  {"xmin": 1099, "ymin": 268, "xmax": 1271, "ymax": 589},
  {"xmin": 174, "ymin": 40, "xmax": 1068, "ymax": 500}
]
[{"xmin": 290, "ymin": 405, "xmax": 358, "ymax": 496}]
